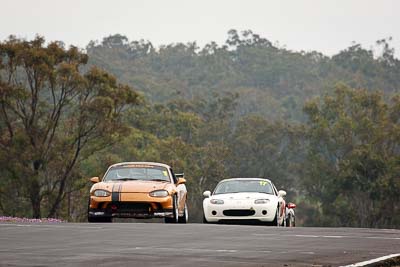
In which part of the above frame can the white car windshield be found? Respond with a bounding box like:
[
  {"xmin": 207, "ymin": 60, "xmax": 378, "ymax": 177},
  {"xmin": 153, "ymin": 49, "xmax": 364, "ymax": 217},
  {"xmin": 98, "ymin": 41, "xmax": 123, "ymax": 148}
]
[
  {"xmin": 104, "ymin": 165, "xmax": 170, "ymax": 182},
  {"xmin": 214, "ymin": 180, "xmax": 274, "ymax": 195}
]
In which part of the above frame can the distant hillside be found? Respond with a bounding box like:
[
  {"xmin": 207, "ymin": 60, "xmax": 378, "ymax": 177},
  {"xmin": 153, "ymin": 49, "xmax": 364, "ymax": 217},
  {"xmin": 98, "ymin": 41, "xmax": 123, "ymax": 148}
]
[{"xmin": 87, "ymin": 30, "xmax": 400, "ymax": 121}]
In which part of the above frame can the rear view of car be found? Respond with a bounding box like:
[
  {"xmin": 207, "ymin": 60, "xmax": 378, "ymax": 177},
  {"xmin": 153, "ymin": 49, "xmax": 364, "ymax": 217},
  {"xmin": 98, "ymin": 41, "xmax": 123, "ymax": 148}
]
[{"xmin": 88, "ymin": 162, "xmax": 188, "ymax": 223}]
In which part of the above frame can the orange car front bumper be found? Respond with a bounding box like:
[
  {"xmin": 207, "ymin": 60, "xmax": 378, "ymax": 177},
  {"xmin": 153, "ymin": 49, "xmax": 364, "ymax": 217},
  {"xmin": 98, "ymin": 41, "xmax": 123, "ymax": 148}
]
[{"xmin": 89, "ymin": 193, "xmax": 174, "ymax": 219}]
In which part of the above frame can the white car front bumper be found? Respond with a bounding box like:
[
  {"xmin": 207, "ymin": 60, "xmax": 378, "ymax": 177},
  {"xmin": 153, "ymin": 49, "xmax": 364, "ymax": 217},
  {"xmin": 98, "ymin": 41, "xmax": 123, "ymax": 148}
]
[{"xmin": 203, "ymin": 200, "xmax": 277, "ymax": 223}]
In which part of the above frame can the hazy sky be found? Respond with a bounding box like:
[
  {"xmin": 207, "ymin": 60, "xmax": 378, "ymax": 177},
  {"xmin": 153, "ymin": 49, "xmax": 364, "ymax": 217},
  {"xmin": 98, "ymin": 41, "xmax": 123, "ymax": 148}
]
[{"xmin": 1, "ymin": 0, "xmax": 399, "ymax": 57}]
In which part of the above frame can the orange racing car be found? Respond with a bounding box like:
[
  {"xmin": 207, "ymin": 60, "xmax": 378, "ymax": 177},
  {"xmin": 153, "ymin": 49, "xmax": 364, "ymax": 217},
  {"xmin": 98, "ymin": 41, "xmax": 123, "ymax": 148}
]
[{"xmin": 88, "ymin": 162, "xmax": 188, "ymax": 223}]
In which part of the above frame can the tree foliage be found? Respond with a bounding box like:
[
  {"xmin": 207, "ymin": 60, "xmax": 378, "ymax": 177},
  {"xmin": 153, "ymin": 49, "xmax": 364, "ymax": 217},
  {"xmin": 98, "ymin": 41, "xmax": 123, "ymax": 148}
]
[
  {"xmin": 87, "ymin": 32, "xmax": 400, "ymax": 122},
  {"xmin": 0, "ymin": 36, "xmax": 139, "ymax": 218},
  {"xmin": 1, "ymin": 33, "xmax": 399, "ymax": 228},
  {"xmin": 302, "ymin": 84, "xmax": 400, "ymax": 227}
]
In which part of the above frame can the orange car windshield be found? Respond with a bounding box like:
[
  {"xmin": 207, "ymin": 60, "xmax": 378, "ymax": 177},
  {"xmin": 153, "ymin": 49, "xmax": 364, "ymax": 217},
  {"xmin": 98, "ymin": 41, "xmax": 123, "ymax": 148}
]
[{"xmin": 104, "ymin": 166, "xmax": 171, "ymax": 182}]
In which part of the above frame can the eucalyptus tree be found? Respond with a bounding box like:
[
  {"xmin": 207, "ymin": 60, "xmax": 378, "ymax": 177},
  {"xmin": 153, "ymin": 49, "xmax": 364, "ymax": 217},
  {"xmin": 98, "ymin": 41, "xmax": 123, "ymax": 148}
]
[
  {"xmin": 302, "ymin": 84, "xmax": 400, "ymax": 227},
  {"xmin": 0, "ymin": 36, "xmax": 139, "ymax": 218}
]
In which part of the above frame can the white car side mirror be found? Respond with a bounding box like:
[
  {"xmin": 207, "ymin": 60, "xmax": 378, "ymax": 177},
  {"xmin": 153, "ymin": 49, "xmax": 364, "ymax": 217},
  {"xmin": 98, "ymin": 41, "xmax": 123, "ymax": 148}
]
[
  {"xmin": 203, "ymin": 191, "xmax": 211, "ymax": 198},
  {"xmin": 278, "ymin": 190, "xmax": 287, "ymax": 197}
]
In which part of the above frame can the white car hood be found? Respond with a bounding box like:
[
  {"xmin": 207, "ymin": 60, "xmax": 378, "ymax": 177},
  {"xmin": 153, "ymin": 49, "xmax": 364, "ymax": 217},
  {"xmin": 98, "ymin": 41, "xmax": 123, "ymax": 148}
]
[{"xmin": 211, "ymin": 192, "xmax": 276, "ymax": 201}]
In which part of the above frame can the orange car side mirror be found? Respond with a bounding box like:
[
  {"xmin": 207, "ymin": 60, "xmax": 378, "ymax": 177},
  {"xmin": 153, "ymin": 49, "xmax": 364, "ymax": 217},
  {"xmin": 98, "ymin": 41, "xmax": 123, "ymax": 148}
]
[
  {"xmin": 90, "ymin": 177, "xmax": 100, "ymax": 183},
  {"xmin": 177, "ymin": 177, "xmax": 186, "ymax": 185}
]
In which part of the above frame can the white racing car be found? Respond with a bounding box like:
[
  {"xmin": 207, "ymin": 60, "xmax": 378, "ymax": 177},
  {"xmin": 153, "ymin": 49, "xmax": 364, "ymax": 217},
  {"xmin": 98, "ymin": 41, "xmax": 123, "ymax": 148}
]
[{"xmin": 202, "ymin": 178, "xmax": 288, "ymax": 226}]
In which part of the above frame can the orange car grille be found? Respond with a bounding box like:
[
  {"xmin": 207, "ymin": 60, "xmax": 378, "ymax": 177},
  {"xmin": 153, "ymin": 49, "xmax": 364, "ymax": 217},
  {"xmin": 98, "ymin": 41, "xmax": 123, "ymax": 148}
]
[{"xmin": 112, "ymin": 202, "xmax": 151, "ymax": 213}]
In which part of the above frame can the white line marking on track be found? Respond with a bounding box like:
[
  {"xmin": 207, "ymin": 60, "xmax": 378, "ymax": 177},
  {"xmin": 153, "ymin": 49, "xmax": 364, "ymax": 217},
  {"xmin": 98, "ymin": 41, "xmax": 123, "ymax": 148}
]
[
  {"xmin": 216, "ymin": 249, "xmax": 237, "ymax": 253},
  {"xmin": 252, "ymin": 233, "xmax": 400, "ymax": 241},
  {"xmin": 131, "ymin": 247, "xmax": 237, "ymax": 253},
  {"xmin": 252, "ymin": 234, "xmax": 275, "ymax": 236},
  {"xmin": 295, "ymin": 235, "xmax": 320, "ymax": 238},
  {"xmin": 365, "ymin": 236, "xmax": 400, "ymax": 240},
  {"xmin": 340, "ymin": 253, "xmax": 400, "ymax": 267},
  {"xmin": 131, "ymin": 247, "xmax": 315, "ymax": 256}
]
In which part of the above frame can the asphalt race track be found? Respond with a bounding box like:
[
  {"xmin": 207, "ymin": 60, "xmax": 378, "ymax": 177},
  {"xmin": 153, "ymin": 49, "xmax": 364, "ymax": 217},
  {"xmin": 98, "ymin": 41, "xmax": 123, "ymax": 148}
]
[{"xmin": 0, "ymin": 223, "xmax": 399, "ymax": 267}]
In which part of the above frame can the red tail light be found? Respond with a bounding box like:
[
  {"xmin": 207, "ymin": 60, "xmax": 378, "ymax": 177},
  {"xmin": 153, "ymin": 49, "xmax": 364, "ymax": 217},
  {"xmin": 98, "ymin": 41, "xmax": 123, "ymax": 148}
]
[{"xmin": 288, "ymin": 203, "xmax": 296, "ymax": 209}]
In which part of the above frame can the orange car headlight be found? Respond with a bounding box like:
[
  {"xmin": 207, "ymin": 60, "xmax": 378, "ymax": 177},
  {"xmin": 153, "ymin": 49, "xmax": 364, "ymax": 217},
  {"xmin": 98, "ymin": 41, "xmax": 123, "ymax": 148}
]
[
  {"xmin": 149, "ymin": 190, "xmax": 169, "ymax": 197},
  {"xmin": 93, "ymin": 189, "xmax": 111, "ymax": 197}
]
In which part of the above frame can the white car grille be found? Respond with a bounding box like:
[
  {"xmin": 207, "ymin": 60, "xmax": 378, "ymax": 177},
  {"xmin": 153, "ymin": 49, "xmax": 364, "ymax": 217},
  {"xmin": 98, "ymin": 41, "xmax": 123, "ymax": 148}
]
[{"xmin": 223, "ymin": 209, "xmax": 255, "ymax": 216}]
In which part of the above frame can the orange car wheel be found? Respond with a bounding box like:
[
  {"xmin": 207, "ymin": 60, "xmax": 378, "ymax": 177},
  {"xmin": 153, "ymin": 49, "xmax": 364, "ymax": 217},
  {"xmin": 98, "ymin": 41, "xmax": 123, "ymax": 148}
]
[
  {"xmin": 87, "ymin": 197, "xmax": 112, "ymax": 223},
  {"xmin": 164, "ymin": 195, "xmax": 178, "ymax": 223},
  {"xmin": 178, "ymin": 203, "xmax": 188, "ymax": 224}
]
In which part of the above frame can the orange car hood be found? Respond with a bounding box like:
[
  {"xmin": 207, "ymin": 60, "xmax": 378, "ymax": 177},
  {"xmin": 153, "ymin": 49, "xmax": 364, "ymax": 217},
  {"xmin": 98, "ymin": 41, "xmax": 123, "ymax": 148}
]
[{"xmin": 97, "ymin": 180, "xmax": 170, "ymax": 193}]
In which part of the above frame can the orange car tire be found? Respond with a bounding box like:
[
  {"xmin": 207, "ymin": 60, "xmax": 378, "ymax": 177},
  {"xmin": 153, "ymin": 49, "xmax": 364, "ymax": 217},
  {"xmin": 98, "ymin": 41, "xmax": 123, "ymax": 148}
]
[
  {"xmin": 87, "ymin": 197, "xmax": 112, "ymax": 223},
  {"xmin": 164, "ymin": 195, "xmax": 178, "ymax": 223},
  {"xmin": 178, "ymin": 203, "xmax": 188, "ymax": 224}
]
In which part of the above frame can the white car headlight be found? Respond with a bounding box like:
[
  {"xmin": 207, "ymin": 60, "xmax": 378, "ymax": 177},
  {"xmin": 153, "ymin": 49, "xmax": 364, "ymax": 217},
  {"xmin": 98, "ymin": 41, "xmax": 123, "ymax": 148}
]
[
  {"xmin": 149, "ymin": 190, "xmax": 169, "ymax": 197},
  {"xmin": 210, "ymin": 199, "xmax": 224, "ymax": 204},
  {"xmin": 254, "ymin": 199, "xmax": 270, "ymax": 204},
  {"xmin": 93, "ymin": 189, "xmax": 111, "ymax": 197}
]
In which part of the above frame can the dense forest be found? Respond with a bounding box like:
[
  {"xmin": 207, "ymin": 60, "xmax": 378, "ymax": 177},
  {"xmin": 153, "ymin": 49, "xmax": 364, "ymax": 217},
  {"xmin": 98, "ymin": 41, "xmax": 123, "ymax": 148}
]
[{"xmin": 0, "ymin": 30, "xmax": 399, "ymax": 228}]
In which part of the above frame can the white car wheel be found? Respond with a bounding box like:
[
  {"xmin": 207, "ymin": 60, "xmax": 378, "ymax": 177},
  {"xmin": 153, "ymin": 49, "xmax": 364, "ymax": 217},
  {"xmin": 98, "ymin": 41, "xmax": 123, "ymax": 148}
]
[
  {"xmin": 269, "ymin": 208, "xmax": 279, "ymax": 226},
  {"xmin": 276, "ymin": 209, "xmax": 280, "ymax": 227}
]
